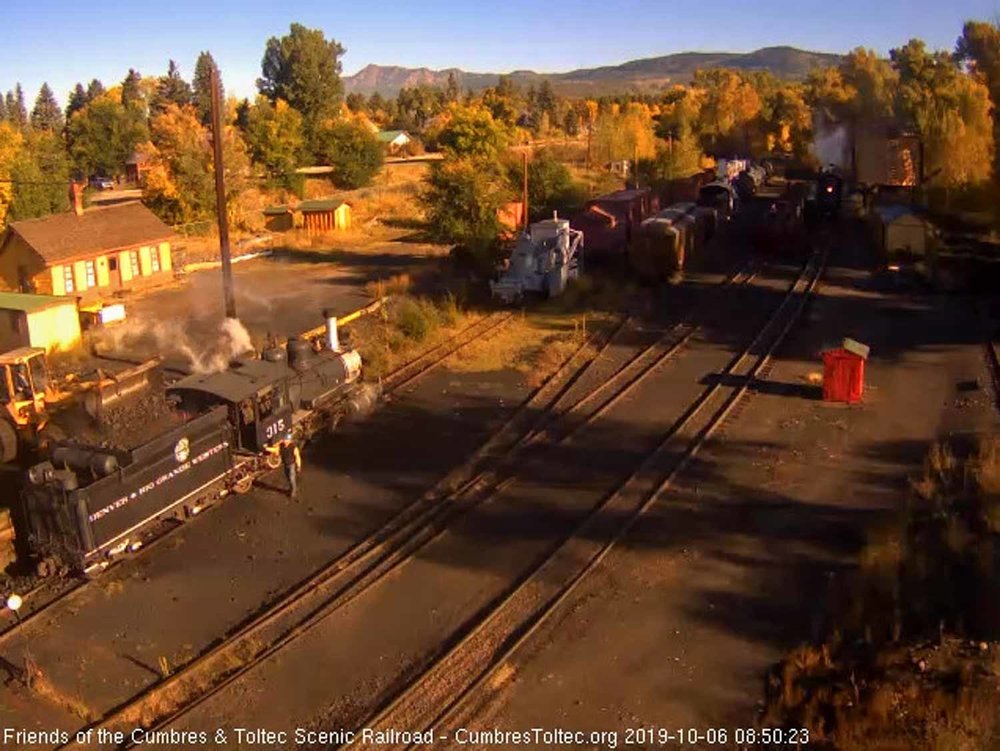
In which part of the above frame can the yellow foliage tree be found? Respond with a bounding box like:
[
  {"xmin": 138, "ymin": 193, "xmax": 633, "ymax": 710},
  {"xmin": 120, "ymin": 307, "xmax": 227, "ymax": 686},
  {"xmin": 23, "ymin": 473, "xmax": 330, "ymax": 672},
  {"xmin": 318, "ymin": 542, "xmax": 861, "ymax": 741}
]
[
  {"xmin": 692, "ymin": 69, "xmax": 762, "ymax": 152},
  {"xmin": 594, "ymin": 105, "xmax": 657, "ymax": 164},
  {"xmin": 0, "ymin": 123, "xmax": 25, "ymax": 227}
]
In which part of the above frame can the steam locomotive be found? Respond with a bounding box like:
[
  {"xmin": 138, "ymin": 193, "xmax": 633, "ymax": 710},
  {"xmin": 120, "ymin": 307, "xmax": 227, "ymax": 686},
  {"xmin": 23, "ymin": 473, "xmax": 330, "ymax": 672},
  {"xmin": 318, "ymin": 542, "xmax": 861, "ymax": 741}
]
[{"xmin": 18, "ymin": 333, "xmax": 371, "ymax": 576}]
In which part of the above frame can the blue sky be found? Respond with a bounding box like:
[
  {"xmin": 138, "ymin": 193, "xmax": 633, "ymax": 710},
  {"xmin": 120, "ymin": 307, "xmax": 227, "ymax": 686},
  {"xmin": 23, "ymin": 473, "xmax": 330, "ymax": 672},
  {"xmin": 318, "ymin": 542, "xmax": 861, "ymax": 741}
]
[{"xmin": 2, "ymin": 0, "xmax": 996, "ymax": 106}]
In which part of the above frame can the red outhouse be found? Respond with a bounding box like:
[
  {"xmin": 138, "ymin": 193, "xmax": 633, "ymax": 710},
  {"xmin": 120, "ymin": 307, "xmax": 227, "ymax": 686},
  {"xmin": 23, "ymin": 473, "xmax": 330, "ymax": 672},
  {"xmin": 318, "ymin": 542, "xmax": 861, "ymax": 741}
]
[{"xmin": 821, "ymin": 348, "xmax": 865, "ymax": 403}]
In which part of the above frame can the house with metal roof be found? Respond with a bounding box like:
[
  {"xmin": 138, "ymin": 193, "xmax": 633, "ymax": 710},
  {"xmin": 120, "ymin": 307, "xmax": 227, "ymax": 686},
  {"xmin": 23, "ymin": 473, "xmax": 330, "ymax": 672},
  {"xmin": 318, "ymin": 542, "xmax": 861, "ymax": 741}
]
[
  {"xmin": 0, "ymin": 200, "xmax": 177, "ymax": 300},
  {"xmin": 0, "ymin": 291, "xmax": 81, "ymax": 352},
  {"xmin": 376, "ymin": 130, "xmax": 412, "ymax": 154},
  {"xmin": 870, "ymin": 204, "xmax": 931, "ymax": 257}
]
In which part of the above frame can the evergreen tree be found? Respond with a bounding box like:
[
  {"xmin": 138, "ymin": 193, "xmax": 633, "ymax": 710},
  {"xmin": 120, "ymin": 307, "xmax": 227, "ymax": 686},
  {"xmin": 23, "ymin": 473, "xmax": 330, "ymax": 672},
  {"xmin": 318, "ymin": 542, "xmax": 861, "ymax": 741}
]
[
  {"xmin": 152, "ymin": 60, "xmax": 193, "ymax": 117},
  {"xmin": 10, "ymin": 85, "xmax": 28, "ymax": 130},
  {"xmin": 121, "ymin": 69, "xmax": 143, "ymax": 107},
  {"xmin": 0, "ymin": 96, "xmax": 7, "ymax": 123},
  {"xmin": 66, "ymin": 83, "xmax": 88, "ymax": 121},
  {"xmin": 257, "ymin": 23, "xmax": 345, "ymax": 139},
  {"xmin": 30, "ymin": 83, "xmax": 63, "ymax": 132},
  {"xmin": 86, "ymin": 79, "xmax": 106, "ymax": 102},
  {"xmin": 345, "ymin": 92, "xmax": 366, "ymax": 113},
  {"xmin": 192, "ymin": 52, "xmax": 222, "ymax": 125},
  {"xmin": 445, "ymin": 71, "xmax": 460, "ymax": 103}
]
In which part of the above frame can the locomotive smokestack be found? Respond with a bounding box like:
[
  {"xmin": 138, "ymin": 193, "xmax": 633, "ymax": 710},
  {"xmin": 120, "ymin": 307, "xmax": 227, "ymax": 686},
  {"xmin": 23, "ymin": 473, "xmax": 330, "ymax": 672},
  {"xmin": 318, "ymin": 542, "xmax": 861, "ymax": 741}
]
[{"xmin": 323, "ymin": 309, "xmax": 339, "ymax": 352}]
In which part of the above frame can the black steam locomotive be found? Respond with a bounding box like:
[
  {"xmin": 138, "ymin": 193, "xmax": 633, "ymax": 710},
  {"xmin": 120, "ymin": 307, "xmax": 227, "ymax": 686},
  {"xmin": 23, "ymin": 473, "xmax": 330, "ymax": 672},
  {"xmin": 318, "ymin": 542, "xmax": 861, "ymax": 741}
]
[{"xmin": 19, "ymin": 337, "xmax": 370, "ymax": 576}]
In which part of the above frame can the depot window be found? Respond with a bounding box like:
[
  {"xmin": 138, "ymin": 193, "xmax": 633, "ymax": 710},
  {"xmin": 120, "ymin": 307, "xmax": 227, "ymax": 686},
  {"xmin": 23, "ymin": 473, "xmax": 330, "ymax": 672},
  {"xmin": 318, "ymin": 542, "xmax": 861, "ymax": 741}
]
[
  {"xmin": 63, "ymin": 266, "xmax": 74, "ymax": 293},
  {"xmin": 129, "ymin": 251, "xmax": 140, "ymax": 277},
  {"xmin": 150, "ymin": 247, "xmax": 161, "ymax": 273},
  {"xmin": 84, "ymin": 260, "xmax": 96, "ymax": 288}
]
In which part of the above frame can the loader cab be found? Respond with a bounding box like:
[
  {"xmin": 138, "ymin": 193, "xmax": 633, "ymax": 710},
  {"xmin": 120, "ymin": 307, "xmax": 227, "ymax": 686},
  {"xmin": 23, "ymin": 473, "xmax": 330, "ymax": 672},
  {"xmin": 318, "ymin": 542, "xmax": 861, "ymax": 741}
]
[
  {"xmin": 167, "ymin": 359, "xmax": 294, "ymax": 455},
  {"xmin": 0, "ymin": 347, "xmax": 49, "ymax": 428}
]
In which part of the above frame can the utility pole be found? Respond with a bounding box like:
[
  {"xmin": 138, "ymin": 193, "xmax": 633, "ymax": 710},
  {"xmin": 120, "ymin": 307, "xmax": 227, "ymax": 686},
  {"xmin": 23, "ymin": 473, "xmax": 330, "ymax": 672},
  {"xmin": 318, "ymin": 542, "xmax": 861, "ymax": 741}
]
[
  {"xmin": 522, "ymin": 149, "xmax": 529, "ymax": 230},
  {"xmin": 586, "ymin": 123, "xmax": 592, "ymax": 172},
  {"xmin": 209, "ymin": 63, "xmax": 236, "ymax": 320}
]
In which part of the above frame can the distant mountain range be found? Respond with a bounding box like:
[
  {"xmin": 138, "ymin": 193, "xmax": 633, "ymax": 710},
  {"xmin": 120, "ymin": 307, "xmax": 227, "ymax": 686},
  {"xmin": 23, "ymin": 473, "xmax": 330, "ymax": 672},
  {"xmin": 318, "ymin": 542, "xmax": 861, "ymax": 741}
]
[{"xmin": 344, "ymin": 46, "xmax": 843, "ymax": 97}]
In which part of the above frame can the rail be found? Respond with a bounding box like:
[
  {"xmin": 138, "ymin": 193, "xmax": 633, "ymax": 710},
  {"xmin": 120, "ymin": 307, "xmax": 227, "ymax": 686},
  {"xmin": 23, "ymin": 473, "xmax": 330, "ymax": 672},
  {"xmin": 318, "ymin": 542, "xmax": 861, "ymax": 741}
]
[
  {"xmin": 65, "ymin": 262, "xmax": 759, "ymax": 744},
  {"xmin": 344, "ymin": 251, "xmax": 826, "ymax": 747}
]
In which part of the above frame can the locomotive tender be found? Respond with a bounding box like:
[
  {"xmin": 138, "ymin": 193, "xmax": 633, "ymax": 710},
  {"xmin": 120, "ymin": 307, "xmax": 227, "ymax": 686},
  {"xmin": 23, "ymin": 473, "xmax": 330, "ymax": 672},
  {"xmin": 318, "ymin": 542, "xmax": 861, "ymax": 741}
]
[{"xmin": 19, "ymin": 335, "xmax": 365, "ymax": 576}]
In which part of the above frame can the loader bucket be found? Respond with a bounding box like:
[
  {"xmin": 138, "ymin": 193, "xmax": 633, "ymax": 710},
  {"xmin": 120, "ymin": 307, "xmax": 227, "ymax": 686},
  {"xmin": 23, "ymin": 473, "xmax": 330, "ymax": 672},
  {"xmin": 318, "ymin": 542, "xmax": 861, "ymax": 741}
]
[{"xmin": 84, "ymin": 358, "xmax": 162, "ymax": 421}]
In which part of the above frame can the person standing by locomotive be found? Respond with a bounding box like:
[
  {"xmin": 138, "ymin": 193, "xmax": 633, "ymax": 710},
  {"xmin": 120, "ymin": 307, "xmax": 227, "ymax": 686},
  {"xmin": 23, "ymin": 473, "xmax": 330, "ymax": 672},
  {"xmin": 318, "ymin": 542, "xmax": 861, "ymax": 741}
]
[{"xmin": 278, "ymin": 433, "xmax": 302, "ymax": 499}]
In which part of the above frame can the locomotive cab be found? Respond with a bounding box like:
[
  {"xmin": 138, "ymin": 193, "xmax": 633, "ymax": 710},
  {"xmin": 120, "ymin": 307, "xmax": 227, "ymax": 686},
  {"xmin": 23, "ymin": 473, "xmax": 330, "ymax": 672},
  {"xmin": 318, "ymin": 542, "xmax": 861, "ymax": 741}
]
[{"xmin": 168, "ymin": 359, "xmax": 293, "ymax": 454}]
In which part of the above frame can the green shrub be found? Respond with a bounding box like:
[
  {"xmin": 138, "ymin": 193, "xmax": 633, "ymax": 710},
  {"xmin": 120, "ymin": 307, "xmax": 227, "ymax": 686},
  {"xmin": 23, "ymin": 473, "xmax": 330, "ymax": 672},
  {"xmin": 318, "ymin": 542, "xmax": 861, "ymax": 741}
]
[{"xmin": 394, "ymin": 298, "xmax": 436, "ymax": 341}]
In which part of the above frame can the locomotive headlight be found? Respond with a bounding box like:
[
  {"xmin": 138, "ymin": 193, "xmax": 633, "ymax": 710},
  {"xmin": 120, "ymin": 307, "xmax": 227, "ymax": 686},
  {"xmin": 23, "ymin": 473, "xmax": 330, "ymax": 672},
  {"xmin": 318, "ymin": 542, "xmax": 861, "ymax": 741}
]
[{"xmin": 5, "ymin": 594, "xmax": 22, "ymax": 613}]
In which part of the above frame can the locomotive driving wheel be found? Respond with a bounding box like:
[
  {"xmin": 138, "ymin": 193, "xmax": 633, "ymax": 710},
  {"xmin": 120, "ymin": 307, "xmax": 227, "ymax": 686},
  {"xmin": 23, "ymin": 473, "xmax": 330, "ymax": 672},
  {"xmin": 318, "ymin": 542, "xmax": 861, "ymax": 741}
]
[{"xmin": 265, "ymin": 452, "xmax": 281, "ymax": 470}]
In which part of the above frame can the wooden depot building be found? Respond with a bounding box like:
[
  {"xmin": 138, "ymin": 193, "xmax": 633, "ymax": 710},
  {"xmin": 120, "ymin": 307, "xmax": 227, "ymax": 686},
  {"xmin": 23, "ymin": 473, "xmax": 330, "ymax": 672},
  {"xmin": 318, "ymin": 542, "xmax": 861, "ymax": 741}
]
[{"xmin": 0, "ymin": 200, "xmax": 176, "ymax": 301}]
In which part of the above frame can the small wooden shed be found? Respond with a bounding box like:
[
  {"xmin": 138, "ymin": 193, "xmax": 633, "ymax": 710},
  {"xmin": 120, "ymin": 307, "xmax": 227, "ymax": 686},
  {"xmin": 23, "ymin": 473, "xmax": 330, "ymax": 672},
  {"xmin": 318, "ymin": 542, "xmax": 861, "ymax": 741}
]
[
  {"xmin": 871, "ymin": 205, "xmax": 929, "ymax": 257},
  {"xmin": 299, "ymin": 200, "xmax": 352, "ymax": 233},
  {"xmin": 0, "ymin": 292, "xmax": 81, "ymax": 353},
  {"xmin": 263, "ymin": 205, "xmax": 295, "ymax": 232}
]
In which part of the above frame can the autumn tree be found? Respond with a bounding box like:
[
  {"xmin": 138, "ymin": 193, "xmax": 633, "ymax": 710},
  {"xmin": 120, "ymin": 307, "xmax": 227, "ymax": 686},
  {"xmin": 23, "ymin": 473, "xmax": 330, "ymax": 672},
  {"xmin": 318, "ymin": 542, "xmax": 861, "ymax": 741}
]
[
  {"xmin": 840, "ymin": 48, "xmax": 898, "ymax": 120},
  {"xmin": 394, "ymin": 85, "xmax": 446, "ymax": 132},
  {"xmin": 956, "ymin": 21, "xmax": 1000, "ymax": 176},
  {"xmin": 192, "ymin": 52, "xmax": 223, "ymax": 125},
  {"xmin": 435, "ymin": 104, "xmax": 511, "ymax": 160},
  {"xmin": 258, "ymin": 23, "xmax": 345, "ymax": 136},
  {"xmin": 691, "ymin": 69, "xmax": 762, "ymax": 153},
  {"xmin": 68, "ymin": 93, "xmax": 148, "ymax": 176},
  {"xmin": 30, "ymin": 83, "xmax": 63, "ymax": 132},
  {"xmin": 481, "ymin": 76, "xmax": 520, "ymax": 127},
  {"xmin": 421, "ymin": 158, "xmax": 506, "ymax": 253},
  {"xmin": 505, "ymin": 149, "xmax": 580, "ymax": 220},
  {"xmin": 243, "ymin": 96, "xmax": 305, "ymax": 189},
  {"xmin": 760, "ymin": 85, "xmax": 812, "ymax": 156},
  {"xmin": 891, "ymin": 38, "xmax": 993, "ymax": 186},
  {"xmin": 312, "ymin": 119, "xmax": 384, "ymax": 188},
  {"xmin": 0, "ymin": 122, "xmax": 23, "ymax": 225},
  {"xmin": 594, "ymin": 103, "xmax": 656, "ymax": 163},
  {"xmin": 142, "ymin": 103, "xmax": 253, "ymax": 226},
  {"xmin": 6, "ymin": 130, "xmax": 70, "ymax": 220}
]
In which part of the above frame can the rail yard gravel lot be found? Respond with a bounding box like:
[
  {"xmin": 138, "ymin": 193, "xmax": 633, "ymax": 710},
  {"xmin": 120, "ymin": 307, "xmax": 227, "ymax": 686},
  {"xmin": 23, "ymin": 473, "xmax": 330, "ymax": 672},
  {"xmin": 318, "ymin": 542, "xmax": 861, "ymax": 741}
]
[
  {"xmin": 1, "ymin": 216, "xmax": 996, "ymax": 751},
  {"xmin": 0, "ymin": 361, "xmax": 531, "ymax": 743}
]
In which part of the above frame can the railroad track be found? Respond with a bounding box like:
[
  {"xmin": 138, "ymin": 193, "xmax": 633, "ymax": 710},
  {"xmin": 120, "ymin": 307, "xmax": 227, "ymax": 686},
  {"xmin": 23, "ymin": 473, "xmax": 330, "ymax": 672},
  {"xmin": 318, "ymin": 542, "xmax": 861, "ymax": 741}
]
[
  {"xmin": 54, "ymin": 313, "xmax": 616, "ymax": 749},
  {"xmin": 0, "ymin": 311, "xmax": 517, "ymax": 650},
  {"xmin": 381, "ymin": 311, "xmax": 516, "ymax": 393},
  {"xmin": 344, "ymin": 249, "xmax": 827, "ymax": 749},
  {"xmin": 57, "ymin": 263, "xmax": 759, "ymax": 746}
]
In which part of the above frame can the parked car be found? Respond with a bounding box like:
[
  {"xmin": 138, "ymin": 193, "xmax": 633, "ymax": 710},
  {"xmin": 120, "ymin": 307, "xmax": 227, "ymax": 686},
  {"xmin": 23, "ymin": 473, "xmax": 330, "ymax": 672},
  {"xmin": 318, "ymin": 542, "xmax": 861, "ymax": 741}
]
[{"xmin": 89, "ymin": 176, "xmax": 114, "ymax": 190}]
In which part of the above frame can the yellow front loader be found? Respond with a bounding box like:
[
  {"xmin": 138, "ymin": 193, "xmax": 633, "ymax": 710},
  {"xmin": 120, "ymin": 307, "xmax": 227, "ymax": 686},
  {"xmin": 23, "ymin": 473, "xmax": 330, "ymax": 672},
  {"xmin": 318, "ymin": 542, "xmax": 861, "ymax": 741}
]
[{"xmin": 0, "ymin": 347, "xmax": 160, "ymax": 464}]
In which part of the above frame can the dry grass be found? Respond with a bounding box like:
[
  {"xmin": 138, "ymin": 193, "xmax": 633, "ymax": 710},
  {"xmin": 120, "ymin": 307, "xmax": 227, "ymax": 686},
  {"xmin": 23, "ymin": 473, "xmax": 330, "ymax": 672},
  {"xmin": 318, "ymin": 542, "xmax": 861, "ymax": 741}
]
[
  {"xmin": 446, "ymin": 313, "xmax": 590, "ymax": 388},
  {"xmin": 364, "ymin": 273, "xmax": 413, "ymax": 299},
  {"xmin": 27, "ymin": 666, "xmax": 97, "ymax": 721},
  {"xmin": 351, "ymin": 295, "xmax": 471, "ymax": 381},
  {"xmin": 764, "ymin": 433, "xmax": 1000, "ymax": 749}
]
